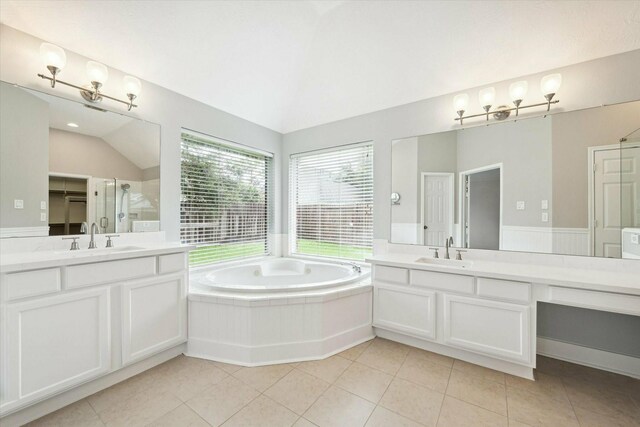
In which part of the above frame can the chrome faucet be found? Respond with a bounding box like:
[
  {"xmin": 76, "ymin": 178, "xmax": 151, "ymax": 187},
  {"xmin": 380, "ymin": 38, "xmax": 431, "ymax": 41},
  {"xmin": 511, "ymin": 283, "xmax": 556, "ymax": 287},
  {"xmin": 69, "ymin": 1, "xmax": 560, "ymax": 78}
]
[
  {"xmin": 80, "ymin": 222, "xmax": 89, "ymax": 234},
  {"xmin": 348, "ymin": 262, "xmax": 362, "ymax": 274},
  {"xmin": 444, "ymin": 236, "xmax": 454, "ymax": 259},
  {"xmin": 89, "ymin": 222, "xmax": 100, "ymax": 249}
]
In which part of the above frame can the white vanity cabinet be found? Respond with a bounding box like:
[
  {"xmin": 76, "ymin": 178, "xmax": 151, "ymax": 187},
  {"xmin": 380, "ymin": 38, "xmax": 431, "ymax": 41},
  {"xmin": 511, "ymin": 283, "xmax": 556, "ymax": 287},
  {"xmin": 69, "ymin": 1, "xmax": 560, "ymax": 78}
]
[
  {"xmin": 0, "ymin": 249, "xmax": 189, "ymax": 416},
  {"xmin": 372, "ymin": 263, "xmax": 535, "ymax": 374},
  {"xmin": 121, "ymin": 272, "xmax": 187, "ymax": 365},
  {"xmin": 1, "ymin": 287, "xmax": 111, "ymax": 412}
]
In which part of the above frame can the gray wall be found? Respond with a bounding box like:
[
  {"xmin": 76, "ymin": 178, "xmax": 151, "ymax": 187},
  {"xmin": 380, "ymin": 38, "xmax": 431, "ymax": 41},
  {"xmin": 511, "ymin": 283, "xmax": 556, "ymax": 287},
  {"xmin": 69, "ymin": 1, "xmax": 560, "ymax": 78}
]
[
  {"xmin": 0, "ymin": 82, "xmax": 49, "ymax": 229},
  {"xmin": 538, "ymin": 303, "xmax": 640, "ymax": 357},
  {"xmin": 457, "ymin": 117, "xmax": 552, "ymax": 228},
  {"xmin": 0, "ymin": 24, "xmax": 283, "ymax": 241},
  {"xmin": 390, "ymin": 137, "xmax": 418, "ymax": 224},
  {"xmin": 49, "ymin": 129, "xmax": 144, "ymax": 181}
]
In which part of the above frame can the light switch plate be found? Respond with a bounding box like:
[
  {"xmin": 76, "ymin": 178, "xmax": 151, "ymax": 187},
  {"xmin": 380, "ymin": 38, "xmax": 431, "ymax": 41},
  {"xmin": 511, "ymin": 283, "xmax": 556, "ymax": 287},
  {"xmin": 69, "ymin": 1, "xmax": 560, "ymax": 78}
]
[
  {"xmin": 14, "ymin": 199, "xmax": 24, "ymax": 209},
  {"xmin": 632, "ymin": 234, "xmax": 639, "ymax": 244},
  {"xmin": 40, "ymin": 212, "xmax": 47, "ymax": 222},
  {"xmin": 541, "ymin": 200, "xmax": 548, "ymax": 210},
  {"xmin": 516, "ymin": 201, "xmax": 525, "ymax": 210},
  {"xmin": 541, "ymin": 212, "xmax": 549, "ymax": 222},
  {"xmin": 40, "ymin": 201, "xmax": 47, "ymax": 210}
]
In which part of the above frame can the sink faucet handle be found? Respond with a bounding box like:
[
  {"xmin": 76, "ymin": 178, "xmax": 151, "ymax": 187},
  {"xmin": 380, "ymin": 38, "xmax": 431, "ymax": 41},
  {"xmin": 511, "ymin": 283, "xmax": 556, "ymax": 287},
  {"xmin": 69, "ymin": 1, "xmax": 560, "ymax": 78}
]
[
  {"xmin": 105, "ymin": 234, "xmax": 120, "ymax": 248},
  {"xmin": 428, "ymin": 247, "xmax": 439, "ymax": 258},
  {"xmin": 62, "ymin": 236, "xmax": 80, "ymax": 251},
  {"xmin": 455, "ymin": 249, "xmax": 467, "ymax": 260}
]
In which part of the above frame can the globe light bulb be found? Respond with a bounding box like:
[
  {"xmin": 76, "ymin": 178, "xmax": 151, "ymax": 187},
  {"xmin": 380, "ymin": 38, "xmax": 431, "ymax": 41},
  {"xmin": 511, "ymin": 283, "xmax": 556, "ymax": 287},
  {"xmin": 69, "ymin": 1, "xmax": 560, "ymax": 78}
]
[
  {"xmin": 40, "ymin": 43, "xmax": 66, "ymax": 70},
  {"xmin": 478, "ymin": 87, "xmax": 496, "ymax": 108},
  {"xmin": 123, "ymin": 76, "xmax": 142, "ymax": 96},
  {"xmin": 453, "ymin": 93, "xmax": 469, "ymax": 112},
  {"xmin": 86, "ymin": 61, "xmax": 109, "ymax": 85},
  {"xmin": 509, "ymin": 81, "xmax": 528, "ymax": 102},
  {"xmin": 541, "ymin": 73, "xmax": 562, "ymax": 96}
]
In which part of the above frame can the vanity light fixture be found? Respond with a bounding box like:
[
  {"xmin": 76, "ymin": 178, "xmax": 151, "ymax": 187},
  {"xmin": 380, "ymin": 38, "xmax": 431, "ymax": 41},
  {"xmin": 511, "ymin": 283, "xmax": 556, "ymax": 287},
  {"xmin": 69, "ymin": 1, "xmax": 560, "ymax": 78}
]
[
  {"xmin": 37, "ymin": 43, "xmax": 141, "ymax": 111},
  {"xmin": 454, "ymin": 74, "xmax": 561, "ymax": 124}
]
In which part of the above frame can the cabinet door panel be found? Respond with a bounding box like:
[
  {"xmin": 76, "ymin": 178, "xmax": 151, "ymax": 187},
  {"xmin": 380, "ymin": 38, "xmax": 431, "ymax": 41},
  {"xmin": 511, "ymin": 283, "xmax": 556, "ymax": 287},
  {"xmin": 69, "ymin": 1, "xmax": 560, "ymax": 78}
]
[
  {"xmin": 1, "ymin": 287, "xmax": 110, "ymax": 412},
  {"xmin": 443, "ymin": 294, "xmax": 530, "ymax": 363},
  {"xmin": 122, "ymin": 273, "xmax": 187, "ymax": 365},
  {"xmin": 374, "ymin": 284, "xmax": 436, "ymax": 340}
]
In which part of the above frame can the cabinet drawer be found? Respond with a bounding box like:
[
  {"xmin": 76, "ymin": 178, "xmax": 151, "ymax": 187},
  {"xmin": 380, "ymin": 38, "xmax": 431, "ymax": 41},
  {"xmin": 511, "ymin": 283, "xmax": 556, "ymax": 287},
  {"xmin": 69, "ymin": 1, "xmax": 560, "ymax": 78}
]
[
  {"xmin": 548, "ymin": 286, "xmax": 640, "ymax": 316},
  {"xmin": 410, "ymin": 270, "xmax": 474, "ymax": 294},
  {"xmin": 477, "ymin": 277, "xmax": 530, "ymax": 303},
  {"xmin": 374, "ymin": 265, "xmax": 409, "ymax": 284},
  {"xmin": 3, "ymin": 268, "xmax": 61, "ymax": 301},
  {"xmin": 66, "ymin": 257, "xmax": 156, "ymax": 289},
  {"xmin": 158, "ymin": 253, "xmax": 186, "ymax": 275}
]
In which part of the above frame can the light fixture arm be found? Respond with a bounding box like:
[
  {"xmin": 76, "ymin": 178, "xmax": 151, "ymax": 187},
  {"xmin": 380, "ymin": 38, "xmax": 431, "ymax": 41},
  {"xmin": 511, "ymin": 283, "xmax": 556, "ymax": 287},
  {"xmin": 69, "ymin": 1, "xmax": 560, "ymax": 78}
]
[
  {"xmin": 37, "ymin": 73, "xmax": 138, "ymax": 110},
  {"xmin": 454, "ymin": 99, "xmax": 559, "ymax": 123}
]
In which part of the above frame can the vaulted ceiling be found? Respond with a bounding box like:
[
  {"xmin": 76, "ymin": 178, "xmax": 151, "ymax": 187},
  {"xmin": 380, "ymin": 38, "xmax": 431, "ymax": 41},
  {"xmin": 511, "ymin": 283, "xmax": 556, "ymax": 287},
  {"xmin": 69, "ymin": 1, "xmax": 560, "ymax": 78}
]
[{"xmin": 2, "ymin": 1, "xmax": 639, "ymax": 133}]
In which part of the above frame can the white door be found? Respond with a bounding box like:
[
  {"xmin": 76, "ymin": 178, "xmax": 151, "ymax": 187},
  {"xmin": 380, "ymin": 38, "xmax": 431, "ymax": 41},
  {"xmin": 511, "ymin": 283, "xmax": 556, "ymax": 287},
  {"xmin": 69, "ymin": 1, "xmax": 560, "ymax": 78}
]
[
  {"xmin": 1, "ymin": 287, "xmax": 111, "ymax": 413},
  {"xmin": 121, "ymin": 273, "xmax": 187, "ymax": 365},
  {"xmin": 443, "ymin": 294, "xmax": 531, "ymax": 364},
  {"xmin": 594, "ymin": 146, "xmax": 640, "ymax": 257},
  {"xmin": 374, "ymin": 284, "xmax": 436, "ymax": 340},
  {"xmin": 423, "ymin": 174, "xmax": 453, "ymax": 246}
]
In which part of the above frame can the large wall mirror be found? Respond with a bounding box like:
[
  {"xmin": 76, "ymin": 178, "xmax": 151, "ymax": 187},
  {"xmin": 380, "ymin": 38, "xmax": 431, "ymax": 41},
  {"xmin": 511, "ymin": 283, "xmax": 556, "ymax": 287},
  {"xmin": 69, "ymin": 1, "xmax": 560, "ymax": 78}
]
[
  {"xmin": 0, "ymin": 81, "xmax": 160, "ymax": 237},
  {"xmin": 390, "ymin": 100, "xmax": 640, "ymax": 259}
]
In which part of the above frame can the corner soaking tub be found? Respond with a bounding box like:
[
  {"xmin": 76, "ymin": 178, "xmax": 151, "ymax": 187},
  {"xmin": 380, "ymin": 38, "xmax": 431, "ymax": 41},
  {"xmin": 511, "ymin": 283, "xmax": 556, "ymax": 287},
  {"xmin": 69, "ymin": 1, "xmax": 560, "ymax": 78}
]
[
  {"xmin": 188, "ymin": 257, "xmax": 373, "ymax": 366},
  {"xmin": 196, "ymin": 258, "xmax": 366, "ymax": 292}
]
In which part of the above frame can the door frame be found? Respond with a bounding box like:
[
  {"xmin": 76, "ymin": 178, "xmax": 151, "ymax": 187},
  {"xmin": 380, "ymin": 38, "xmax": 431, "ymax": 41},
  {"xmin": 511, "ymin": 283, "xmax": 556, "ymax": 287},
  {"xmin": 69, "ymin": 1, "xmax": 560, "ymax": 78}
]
[
  {"xmin": 588, "ymin": 143, "xmax": 640, "ymax": 257},
  {"xmin": 458, "ymin": 163, "xmax": 503, "ymax": 249},
  {"xmin": 419, "ymin": 172, "xmax": 455, "ymax": 245}
]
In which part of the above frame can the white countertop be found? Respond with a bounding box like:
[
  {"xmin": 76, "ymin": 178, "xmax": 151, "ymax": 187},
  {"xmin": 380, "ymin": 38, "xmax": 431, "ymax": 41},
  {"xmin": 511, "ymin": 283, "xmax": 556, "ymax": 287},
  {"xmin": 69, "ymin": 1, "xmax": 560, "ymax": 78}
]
[
  {"xmin": 0, "ymin": 242, "xmax": 195, "ymax": 273},
  {"xmin": 366, "ymin": 254, "xmax": 640, "ymax": 296}
]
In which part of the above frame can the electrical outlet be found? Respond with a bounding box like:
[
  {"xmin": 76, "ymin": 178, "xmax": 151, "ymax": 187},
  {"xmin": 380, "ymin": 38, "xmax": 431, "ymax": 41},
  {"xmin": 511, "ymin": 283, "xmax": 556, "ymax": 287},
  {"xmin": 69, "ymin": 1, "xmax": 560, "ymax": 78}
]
[
  {"xmin": 516, "ymin": 201, "xmax": 525, "ymax": 210},
  {"xmin": 40, "ymin": 212, "xmax": 47, "ymax": 222},
  {"xmin": 541, "ymin": 212, "xmax": 549, "ymax": 222},
  {"xmin": 40, "ymin": 201, "xmax": 47, "ymax": 210},
  {"xmin": 541, "ymin": 200, "xmax": 548, "ymax": 210},
  {"xmin": 14, "ymin": 199, "xmax": 24, "ymax": 209},
  {"xmin": 632, "ymin": 234, "xmax": 639, "ymax": 245}
]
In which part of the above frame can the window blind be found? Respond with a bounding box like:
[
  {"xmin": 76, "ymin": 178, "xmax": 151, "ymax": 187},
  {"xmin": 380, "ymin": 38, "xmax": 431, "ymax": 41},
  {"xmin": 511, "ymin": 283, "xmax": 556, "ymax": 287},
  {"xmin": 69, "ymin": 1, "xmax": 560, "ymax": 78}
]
[
  {"xmin": 180, "ymin": 132, "xmax": 272, "ymax": 266},
  {"xmin": 289, "ymin": 143, "xmax": 373, "ymax": 260}
]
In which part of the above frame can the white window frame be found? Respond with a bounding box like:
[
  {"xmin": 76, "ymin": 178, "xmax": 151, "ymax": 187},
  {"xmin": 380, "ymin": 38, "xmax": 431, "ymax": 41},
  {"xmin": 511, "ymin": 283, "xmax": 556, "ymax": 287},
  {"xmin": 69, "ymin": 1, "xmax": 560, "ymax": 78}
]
[
  {"xmin": 180, "ymin": 129, "xmax": 274, "ymax": 266},
  {"xmin": 289, "ymin": 141, "xmax": 374, "ymax": 261}
]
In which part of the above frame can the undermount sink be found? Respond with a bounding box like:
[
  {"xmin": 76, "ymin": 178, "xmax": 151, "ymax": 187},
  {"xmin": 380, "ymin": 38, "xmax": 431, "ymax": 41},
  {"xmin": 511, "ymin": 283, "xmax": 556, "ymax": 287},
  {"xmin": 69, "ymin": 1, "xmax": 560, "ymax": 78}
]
[{"xmin": 414, "ymin": 257, "xmax": 473, "ymax": 269}]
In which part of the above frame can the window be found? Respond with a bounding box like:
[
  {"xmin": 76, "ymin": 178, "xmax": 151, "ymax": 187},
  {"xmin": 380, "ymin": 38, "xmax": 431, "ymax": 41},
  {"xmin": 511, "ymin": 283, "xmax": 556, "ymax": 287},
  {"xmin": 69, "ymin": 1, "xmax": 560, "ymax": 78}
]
[
  {"xmin": 180, "ymin": 131, "xmax": 272, "ymax": 266},
  {"xmin": 289, "ymin": 142, "xmax": 373, "ymax": 260}
]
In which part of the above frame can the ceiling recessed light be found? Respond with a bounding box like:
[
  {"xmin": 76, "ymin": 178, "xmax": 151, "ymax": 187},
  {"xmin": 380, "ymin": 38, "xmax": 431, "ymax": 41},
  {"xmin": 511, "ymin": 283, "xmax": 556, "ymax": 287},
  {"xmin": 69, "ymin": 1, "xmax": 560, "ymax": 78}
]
[{"xmin": 67, "ymin": 122, "xmax": 79, "ymax": 128}]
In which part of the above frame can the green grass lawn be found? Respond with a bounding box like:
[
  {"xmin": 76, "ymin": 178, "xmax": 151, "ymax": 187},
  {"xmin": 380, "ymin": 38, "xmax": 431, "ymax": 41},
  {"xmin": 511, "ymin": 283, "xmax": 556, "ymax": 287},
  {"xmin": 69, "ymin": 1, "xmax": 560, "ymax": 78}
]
[
  {"xmin": 189, "ymin": 239, "xmax": 370, "ymax": 265},
  {"xmin": 295, "ymin": 239, "xmax": 371, "ymax": 260}
]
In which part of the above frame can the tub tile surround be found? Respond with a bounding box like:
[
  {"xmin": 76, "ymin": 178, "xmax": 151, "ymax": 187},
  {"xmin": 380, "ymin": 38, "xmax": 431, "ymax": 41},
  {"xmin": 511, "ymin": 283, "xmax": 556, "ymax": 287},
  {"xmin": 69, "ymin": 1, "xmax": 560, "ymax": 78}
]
[{"xmin": 24, "ymin": 338, "xmax": 640, "ymax": 427}]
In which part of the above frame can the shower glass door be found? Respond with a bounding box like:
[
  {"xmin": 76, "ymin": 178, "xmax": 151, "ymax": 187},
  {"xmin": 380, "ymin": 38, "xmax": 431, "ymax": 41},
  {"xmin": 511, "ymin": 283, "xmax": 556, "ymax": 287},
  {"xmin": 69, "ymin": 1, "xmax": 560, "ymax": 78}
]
[{"xmin": 95, "ymin": 178, "xmax": 116, "ymax": 233}]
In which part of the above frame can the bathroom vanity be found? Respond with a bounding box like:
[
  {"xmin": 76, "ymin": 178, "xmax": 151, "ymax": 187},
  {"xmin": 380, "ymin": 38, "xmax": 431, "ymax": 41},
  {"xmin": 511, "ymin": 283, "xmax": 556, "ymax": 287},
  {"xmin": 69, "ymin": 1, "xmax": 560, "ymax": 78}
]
[
  {"xmin": 367, "ymin": 253, "xmax": 640, "ymax": 379},
  {"xmin": 0, "ymin": 240, "xmax": 193, "ymax": 417}
]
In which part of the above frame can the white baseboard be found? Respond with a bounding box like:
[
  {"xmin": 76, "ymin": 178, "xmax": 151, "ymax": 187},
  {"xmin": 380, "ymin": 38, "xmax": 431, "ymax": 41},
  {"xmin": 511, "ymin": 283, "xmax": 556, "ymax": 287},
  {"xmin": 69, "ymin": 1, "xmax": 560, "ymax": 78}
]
[{"xmin": 537, "ymin": 337, "xmax": 640, "ymax": 379}]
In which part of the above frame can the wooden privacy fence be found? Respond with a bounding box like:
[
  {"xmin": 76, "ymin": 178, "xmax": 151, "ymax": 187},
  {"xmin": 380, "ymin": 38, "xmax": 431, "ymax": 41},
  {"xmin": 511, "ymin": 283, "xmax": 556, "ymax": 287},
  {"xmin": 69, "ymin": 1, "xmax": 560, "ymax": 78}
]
[
  {"xmin": 180, "ymin": 202, "xmax": 267, "ymax": 244},
  {"xmin": 296, "ymin": 204, "xmax": 373, "ymax": 246}
]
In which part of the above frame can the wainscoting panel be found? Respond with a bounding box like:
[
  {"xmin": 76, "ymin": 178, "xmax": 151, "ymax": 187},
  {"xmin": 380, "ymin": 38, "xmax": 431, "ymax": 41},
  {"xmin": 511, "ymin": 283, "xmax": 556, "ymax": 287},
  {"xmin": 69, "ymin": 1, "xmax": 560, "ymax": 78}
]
[{"xmin": 502, "ymin": 226, "xmax": 589, "ymax": 256}]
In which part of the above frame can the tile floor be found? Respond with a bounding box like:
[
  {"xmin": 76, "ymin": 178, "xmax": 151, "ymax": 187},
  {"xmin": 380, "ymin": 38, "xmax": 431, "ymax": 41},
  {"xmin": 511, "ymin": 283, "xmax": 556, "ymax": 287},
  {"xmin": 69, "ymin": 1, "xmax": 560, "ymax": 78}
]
[{"xmin": 27, "ymin": 338, "xmax": 640, "ymax": 427}]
